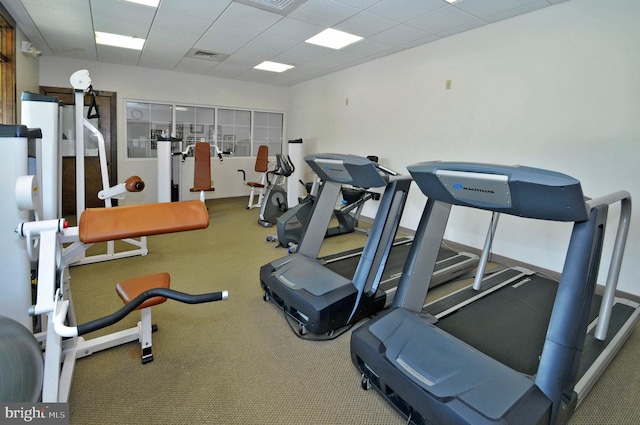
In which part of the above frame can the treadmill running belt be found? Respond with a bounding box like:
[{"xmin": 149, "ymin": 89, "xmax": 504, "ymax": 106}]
[
  {"xmin": 324, "ymin": 242, "xmax": 457, "ymax": 282},
  {"xmin": 436, "ymin": 274, "xmax": 558, "ymax": 376}
]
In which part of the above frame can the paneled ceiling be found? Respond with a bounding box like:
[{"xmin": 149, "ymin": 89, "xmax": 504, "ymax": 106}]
[{"xmin": 3, "ymin": 0, "xmax": 569, "ymax": 86}]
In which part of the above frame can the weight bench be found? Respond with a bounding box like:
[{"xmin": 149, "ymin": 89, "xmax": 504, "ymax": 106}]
[{"xmin": 70, "ymin": 200, "xmax": 224, "ymax": 364}]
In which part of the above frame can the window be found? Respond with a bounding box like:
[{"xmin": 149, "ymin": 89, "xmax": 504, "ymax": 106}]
[
  {"xmin": 0, "ymin": 6, "xmax": 16, "ymax": 124},
  {"xmin": 175, "ymin": 105, "xmax": 215, "ymax": 157},
  {"xmin": 126, "ymin": 101, "xmax": 172, "ymax": 158},
  {"xmin": 253, "ymin": 111, "xmax": 283, "ymax": 156},
  {"xmin": 218, "ymin": 108, "xmax": 251, "ymax": 156},
  {"xmin": 125, "ymin": 100, "xmax": 283, "ymax": 159}
]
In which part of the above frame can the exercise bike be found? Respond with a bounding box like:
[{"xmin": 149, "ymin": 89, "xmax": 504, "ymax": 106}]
[{"xmin": 257, "ymin": 154, "xmax": 295, "ymax": 227}]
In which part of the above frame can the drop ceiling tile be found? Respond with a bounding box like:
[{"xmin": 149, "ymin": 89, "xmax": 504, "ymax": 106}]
[
  {"xmin": 369, "ymin": 24, "xmax": 432, "ymax": 45},
  {"xmin": 174, "ymin": 57, "xmax": 218, "ymax": 74},
  {"xmin": 22, "ymin": 0, "xmax": 89, "ymax": 12},
  {"xmin": 305, "ymin": 49, "xmax": 364, "ymax": 71},
  {"xmin": 142, "ymin": 39, "xmax": 191, "ymax": 56},
  {"xmin": 145, "ymin": 26, "xmax": 201, "ymax": 48},
  {"xmin": 452, "ymin": 0, "xmax": 545, "ymax": 19},
  {"xmin": 232, "ymin": 34, "xmax": 300, "ymax": 61},
  {"xmin": 206, "ymin": 62, "xmax": 253, "ymax": 79},
  {"xmin": 265, "ymin": 17, "xmax": 325, "ymax": 41},
  {"xmin": 367, "ymin": 0, "xmax": 444, "ymax": 23},
  {"xmin": 223, "ymin": 56, "xmax": 263, "ymax": 68},
  {"xmin": 288, "ymin": 0, "xmax": 360, "ymax": 27},
  {"xmin": 52, "ymin": 49, "xmax": 98, "ymax": 61},
  {"xmin": 483, "ymin": 1, "xmax": 551, "ymax": 23},
  {"xmin": 152, "ymin": 9, "xmax": 215, "ymax": 35},
  {"xmin": 436, "ymin": 19, "xmax": 488, "ymax": 37},
  {"xmin": 138, "ymin": 53, "xmax": 183, "ymax": 71},
  {"xmin": 195, "ymin": 22, "xmax": 263, "ymax": 54},
  {"xmin": 407, "ymin": 5, "xmax": 481, "ymax": 34},
  {"xmin": 334, "ymin": 11, "xmax": 397, "ymax": 37},
  {"xmin": 22, "ymin": 5, "xmax": 93, "ymax": 33},
  {"xmin": 159, "ymin": 0, "xmax": 231, "ymax": 19},
  {"xmin": 334, "ymin": 0, "xmax": 383, "ymax": 8},
  {"xmin": 341, "ymin": 38, "xmax": 391, "ymax": 56},
  {"xmin": 46, "ymin": 35, "xmax": 96, "ymax": 53},
  {"xmin": 262, "ymin": 66, "xmax": 320, "ymax": 85},
  {"xmin": 90, "ymin": 0, "xmax": 156, "ymax": 27},
  {"xmin": 218, "ymin": 2, "xmax": 283, "ymax": 31},
  {"xmin": 366, "ymin": 45, "xmax": 405, "ymax": 60},
  {"xmin": 270, "ymin": 42, "xmax": 331, "ymax": 65},
  {"xmin": 48, "ymin": 35, "xmax": 97, "ymax": 60},
  {"xmin": 93, "ymin": 18, "xmax": 150, "ymax": 39},
  {"xmin": 399, "ymin": 33, "xmax": 441, "ymax": 49},
  {"xmin": 234, "ymin": 68, "xmax": 275, "ymax": 83},
  {"xmin": 96, "ymin": 44, "xmax": 142, "ymax": 66}
]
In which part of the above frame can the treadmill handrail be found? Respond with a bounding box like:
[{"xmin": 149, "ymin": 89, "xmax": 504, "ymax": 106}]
[{"xmin": 585, "ymin": 190, "xmax": 632, "ymax": 340}]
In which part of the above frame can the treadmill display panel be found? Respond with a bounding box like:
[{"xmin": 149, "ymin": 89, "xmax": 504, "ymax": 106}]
[{"xmin": 436, "ymin": 169, "xmax": 511, "ymax": 208}]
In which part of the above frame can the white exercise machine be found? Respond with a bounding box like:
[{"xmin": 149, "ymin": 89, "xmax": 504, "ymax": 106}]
[
  {"xmin": 13, "ymin": 192, "xmax": 228, "ymax": 402},
  {"xmin": 65, "ymin": 70, "xmax": 148, "ymax": 265}
]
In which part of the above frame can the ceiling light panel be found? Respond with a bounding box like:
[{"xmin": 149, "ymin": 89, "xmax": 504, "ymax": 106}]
[
  {"xmin": 121, "ymin": 0, "xmax": 160, "ymax": 6},
  {"xmin": 95, "ymin": 31, "xmax": 145, "ymax": 50},
  {"xmin": 254, "ymin": 61, "xmax": 295, "ymax": 72},
  {"xmin": 305, "ymin": 28, "xmax": 363, "ymax": 50}
]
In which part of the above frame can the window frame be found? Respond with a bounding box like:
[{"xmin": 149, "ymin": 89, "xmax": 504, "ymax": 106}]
[{"xmin": 124, "ymin": 99, "xmax": 285, "ymax": 160}]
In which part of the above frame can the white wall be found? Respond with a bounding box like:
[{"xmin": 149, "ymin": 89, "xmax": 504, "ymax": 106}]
[
  {"xmin": 287, "ymin": 0, "xmax": 640, "ymax": 294},
  {"xmin": 38, "ymin": 57, "xmax": 289, "ymax": 205}
]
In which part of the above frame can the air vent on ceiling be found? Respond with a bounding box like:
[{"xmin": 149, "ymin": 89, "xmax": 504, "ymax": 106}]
[
  {"xmin": 233, "ymin": 0, "xmax": 309, "ymax": 15},
  {"xmin": 186, "ymin": 49, "xmax": 229, "ymax": 62}
]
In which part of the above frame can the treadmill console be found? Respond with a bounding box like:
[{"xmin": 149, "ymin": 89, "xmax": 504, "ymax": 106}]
[
  {"xmin": 407, "ymin": 161, "xmax": 589, "ymax": 222},
  {"xmin": 436, "ymin": 170, "xmax": 511, "ymax": 207},
  {"xmin": 304, "ymin": 153, "xmax": 388, "ymax": 188}
]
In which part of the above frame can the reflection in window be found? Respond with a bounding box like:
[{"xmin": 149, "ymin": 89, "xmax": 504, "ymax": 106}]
[
  {"xmin": 125, "ymin": 101, "xmax": 283, "ymax": 159},
  {"xmin": 126, "ymin": 102, "xmax": 172, "ymax": 158},
  {"xmin": 218, "ymin": 109, "xmax": 251, "ymax": 157},
  {"xmin": 175, "ymin": 105, "xmax": 215, "ymax": 157}
]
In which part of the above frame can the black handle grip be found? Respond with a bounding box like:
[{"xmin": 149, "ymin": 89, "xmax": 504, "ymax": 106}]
[{"xmin": 77, "ymin": 288, "xmax": 226, "ymax": 336}]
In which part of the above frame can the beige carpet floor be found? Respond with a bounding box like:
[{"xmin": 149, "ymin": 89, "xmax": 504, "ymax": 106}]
[{"xmin": 64, "ymin": 197, "xmax": 640, "ymax": 424}]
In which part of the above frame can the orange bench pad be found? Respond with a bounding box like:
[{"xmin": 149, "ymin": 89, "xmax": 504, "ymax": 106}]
[
  {"xmin": 79, "ymin": 200, "xmax": 209, "ymax": 244},
  {"xmin": 116, "ymin": 272, "xmax": 170, "ymax": 310}
]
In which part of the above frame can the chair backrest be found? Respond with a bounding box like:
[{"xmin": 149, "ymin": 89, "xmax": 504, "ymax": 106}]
[
  {"xmin": 192, "ymin": 142, "xmax": 212, "ymax": 189},
  {"xmin": 255, "ymin": 145, "xmax": 269, "ymax": 173}
]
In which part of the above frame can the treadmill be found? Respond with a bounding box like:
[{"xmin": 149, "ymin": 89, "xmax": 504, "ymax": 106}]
[
  {"xmin": 260, "ymin": 154, "xmax": 478, "ymax": 338},
  {"xmin": 351, "ymin": 161, "xmax": 638, "ymax": 425},
  {"xmin": 321, "ymin": 238, "xmax": 478, "ymax": 306}
]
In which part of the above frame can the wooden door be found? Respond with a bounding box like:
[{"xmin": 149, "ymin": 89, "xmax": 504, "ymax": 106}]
[{"xmin": 40, "ymin": 87, "xmax": 117, "ymax": 215}]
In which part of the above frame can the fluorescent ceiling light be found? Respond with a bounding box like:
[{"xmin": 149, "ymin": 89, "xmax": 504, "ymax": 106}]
[
  {"xmin": 95, "ymin": 31, "xmax": 145, "ymax": 50},
  {"xmin": 305, "ymin": 28, "xmax": 363, "ymax": 50},
  {"xmin": 254, "ymin": 61, "xmax": 294, "ymax": 73},
  {"xmin": 121, "ymin": 0, "xmax": 160, "ymax": 7},
  {"xmin": 443, "ymin": 0, "xmax": 460, "ymax": 3}
]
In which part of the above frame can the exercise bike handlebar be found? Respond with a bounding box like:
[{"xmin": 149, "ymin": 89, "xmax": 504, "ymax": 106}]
[{"xmin": 53, "ymin": 288, "xmax": 228, "ymax": 338}]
